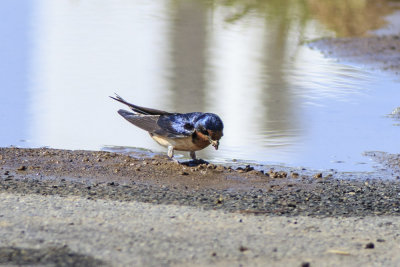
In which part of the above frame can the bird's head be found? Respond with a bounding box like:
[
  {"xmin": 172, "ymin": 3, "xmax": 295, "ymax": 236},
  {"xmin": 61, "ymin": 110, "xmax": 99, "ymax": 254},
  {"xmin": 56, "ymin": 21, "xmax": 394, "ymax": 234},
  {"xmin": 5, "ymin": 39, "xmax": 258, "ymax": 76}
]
[{"xmin": 194, "ymin": 113, "xmax": 224, "ymax": 150}]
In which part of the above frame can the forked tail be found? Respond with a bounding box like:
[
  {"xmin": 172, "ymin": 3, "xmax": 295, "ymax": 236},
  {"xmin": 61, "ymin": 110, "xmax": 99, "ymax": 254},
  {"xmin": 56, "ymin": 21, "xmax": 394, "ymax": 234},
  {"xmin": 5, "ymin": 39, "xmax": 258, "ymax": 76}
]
[{"xmin": 109, "ymin": 93, "xmax": 172, "ymax": 115}]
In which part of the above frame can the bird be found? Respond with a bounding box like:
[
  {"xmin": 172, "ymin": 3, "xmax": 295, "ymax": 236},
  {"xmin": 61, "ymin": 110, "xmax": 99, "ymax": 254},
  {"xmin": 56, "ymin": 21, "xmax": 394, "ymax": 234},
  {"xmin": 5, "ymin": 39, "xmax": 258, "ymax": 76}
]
[{"xmin": 110, "ymin": 94, "xmax": 224, "ymax": 162}]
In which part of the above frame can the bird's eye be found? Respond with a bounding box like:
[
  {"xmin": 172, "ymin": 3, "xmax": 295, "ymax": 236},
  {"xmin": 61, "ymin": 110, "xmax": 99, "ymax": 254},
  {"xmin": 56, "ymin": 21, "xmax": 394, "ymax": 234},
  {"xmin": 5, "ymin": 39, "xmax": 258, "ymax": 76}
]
[
  {"xmin": 201, "ymin": 129, "xmax": 209, "ymax": 135},
  {"xmin": 184, "ymin": 123, "xmax": 194, "ymax": 130}
]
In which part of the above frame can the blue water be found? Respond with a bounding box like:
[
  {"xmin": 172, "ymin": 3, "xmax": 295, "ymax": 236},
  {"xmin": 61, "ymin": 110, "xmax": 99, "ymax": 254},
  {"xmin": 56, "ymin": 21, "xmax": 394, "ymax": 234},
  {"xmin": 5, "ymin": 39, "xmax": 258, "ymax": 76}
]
[{"xmin": 0, "ymin": 1, "xmax": 399, "ymax": 172}]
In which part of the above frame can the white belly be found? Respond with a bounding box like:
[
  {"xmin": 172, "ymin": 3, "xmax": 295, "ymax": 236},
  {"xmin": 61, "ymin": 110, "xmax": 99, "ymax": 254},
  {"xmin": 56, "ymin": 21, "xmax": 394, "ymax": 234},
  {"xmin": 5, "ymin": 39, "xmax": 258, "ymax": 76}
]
[{"xmin": 151, "ymin": 134, "xmax": 209, "ymax": 151}]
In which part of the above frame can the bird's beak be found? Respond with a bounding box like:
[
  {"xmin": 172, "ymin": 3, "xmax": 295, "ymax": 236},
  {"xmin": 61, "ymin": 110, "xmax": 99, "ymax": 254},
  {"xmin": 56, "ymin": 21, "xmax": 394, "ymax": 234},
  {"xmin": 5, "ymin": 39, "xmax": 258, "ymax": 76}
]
[{"xmin": 210, "ymin": 139, "xmax": 219, "ymax": 150}]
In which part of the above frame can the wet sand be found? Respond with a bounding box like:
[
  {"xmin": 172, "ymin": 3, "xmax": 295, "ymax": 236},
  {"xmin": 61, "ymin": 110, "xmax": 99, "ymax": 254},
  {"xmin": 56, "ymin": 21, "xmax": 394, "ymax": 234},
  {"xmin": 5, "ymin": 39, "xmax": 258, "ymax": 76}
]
[
  {"xmin": 310, "ymin": 34, "xmax": 400, "ymax": 75},
  {"xmin": 1, "ymin": 147, "xmax": 400, "ymax": 217}
]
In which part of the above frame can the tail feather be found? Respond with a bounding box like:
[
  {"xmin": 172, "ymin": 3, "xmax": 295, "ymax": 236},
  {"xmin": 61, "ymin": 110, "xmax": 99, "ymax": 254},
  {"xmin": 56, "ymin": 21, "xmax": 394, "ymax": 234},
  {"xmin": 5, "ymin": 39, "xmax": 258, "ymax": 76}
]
[{"xmin": 110, "ymin": 93, "xmax": 172, "ymax": 115}]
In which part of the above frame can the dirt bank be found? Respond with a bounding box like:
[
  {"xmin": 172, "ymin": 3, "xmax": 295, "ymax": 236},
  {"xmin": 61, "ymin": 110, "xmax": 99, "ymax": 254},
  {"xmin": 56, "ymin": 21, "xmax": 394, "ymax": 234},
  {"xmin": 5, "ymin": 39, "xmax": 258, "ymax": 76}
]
[{"xmin": 309, "ymin": 34, "xmax": 400, "ymax": 75}]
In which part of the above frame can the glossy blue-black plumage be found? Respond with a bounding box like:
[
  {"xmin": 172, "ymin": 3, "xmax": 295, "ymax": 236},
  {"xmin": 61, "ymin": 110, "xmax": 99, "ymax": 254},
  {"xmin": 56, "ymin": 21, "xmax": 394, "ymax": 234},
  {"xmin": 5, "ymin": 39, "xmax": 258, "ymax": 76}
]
[
  {"xmin": 194, "ymin": 113, "xmax": 224, "ymax": 132},
  {"xmin": 156, "ymin": 112, "xmax": 201, "ymax": 137},
  {"xmin": 156, "ymin": 112, "xmax": 223, "ymax": 138}
]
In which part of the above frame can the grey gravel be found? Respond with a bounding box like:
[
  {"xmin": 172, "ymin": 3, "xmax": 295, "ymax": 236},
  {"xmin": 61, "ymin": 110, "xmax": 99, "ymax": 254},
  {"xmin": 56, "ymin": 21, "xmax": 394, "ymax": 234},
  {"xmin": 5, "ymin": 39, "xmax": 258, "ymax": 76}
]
[
  {"xmin": 1, "ymin": 176, "xmax": 400, "ymax": 217},
  {"xmin": 1, "ymin": 193, "xmax": 400, "ymax": 267}
]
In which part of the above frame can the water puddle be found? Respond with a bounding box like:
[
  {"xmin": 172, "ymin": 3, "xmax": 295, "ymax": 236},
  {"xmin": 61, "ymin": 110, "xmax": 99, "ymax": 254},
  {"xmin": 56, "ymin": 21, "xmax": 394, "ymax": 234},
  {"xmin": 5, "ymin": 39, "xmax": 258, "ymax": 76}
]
[{"xmin": 1, "ymin": 0, "xmax": 400, "ymax": 173}]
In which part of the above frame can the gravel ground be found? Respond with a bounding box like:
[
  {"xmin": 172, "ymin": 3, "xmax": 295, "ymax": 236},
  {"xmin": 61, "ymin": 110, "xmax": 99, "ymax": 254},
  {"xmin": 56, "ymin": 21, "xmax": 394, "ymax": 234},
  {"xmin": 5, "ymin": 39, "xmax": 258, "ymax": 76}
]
[
  {"xmin": 1, "ymin": 147, "xmax": 400, "ymax": 217},
  {"xmin": 1, "ymin": 193, "xmax": 400, "ymax": 267},
  {"xmin": 1, "ymin": 171, "xmax": 400, "ymax": 217}
]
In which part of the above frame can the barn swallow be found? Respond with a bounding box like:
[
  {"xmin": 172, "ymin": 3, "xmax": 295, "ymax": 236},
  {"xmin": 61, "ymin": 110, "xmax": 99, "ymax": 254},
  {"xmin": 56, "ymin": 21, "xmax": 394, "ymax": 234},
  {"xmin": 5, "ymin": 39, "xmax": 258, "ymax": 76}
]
[{"xmin": 110, "ymin": 94, "xmax": 224, "ymax": 161}]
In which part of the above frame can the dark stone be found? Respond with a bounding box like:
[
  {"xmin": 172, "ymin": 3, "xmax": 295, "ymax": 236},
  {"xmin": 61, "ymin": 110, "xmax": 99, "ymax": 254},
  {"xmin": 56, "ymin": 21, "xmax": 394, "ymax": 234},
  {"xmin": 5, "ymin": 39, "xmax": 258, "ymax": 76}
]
[
  {"xmin": 365, "ymin": 242, "xmax": 375, "ymax": 249},
  {"xmin": 239, "ymin": 246, "xmax": 249, "ymax": 252}
]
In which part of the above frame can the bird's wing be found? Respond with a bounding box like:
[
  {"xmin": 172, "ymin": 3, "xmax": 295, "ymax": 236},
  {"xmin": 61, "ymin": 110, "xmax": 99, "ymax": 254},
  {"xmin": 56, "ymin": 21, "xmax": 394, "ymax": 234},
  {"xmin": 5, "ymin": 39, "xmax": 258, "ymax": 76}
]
[
  {"xmin": 118, "ymin": 110, "xmax": 193, "ymax": 138},
  {"xmin": 110, "ymin": 94, "xmax": 172, "ymax": 115},
  {"xmin": 156, "ymin": 114, "xmax": 196, "ymax": 137}
]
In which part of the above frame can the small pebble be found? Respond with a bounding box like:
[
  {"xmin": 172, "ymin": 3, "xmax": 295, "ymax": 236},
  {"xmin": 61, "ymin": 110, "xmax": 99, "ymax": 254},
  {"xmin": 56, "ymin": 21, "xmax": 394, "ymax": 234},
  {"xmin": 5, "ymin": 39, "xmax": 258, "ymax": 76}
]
[
  {"xmin": 365, "ymin": 242, "xmax": 375, "ymax": 249},
  {"xmin": 215, "ymin": 166, "xmax": 225, "ymax": 172},
  {"xmin": 17, "ymin": 166, "xmax": 27, "ymax": 171},
  {"xmin": 269, "ymin": 171, "xmax": 288, "ymax": 178},
  {"xmin": 207, "ymin": 164, "xmax": 216, "ymax": 169},
  {"xmin": 313, "ymin": 173, "xmax": 323, "ymax": 179},
  {"xmin": 239, "ymin": 246, "xmax": 249, "ymax": 252}
]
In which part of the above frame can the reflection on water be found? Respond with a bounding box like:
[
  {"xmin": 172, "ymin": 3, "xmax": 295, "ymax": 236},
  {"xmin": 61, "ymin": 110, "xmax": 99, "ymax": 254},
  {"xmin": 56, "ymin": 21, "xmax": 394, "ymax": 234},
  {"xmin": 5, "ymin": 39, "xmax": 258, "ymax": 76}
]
[
  {"xmin": 307, "ymin": 0, "xmax": 396, "ymax": 36},
  {"xmin": 1, "ymin": 0, "xmax": 400, "ymax": 172}
]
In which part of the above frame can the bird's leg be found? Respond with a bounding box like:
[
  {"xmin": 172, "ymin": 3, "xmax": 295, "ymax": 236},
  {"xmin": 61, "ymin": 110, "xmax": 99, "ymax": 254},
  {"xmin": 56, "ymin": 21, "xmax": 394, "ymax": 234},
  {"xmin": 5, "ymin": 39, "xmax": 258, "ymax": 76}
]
[
  {"xmin": 190, "ymin": 151, "xmax": 207, "ymax": 165},
  {"xmin": 168, "ymin": 146, "xmax": 179, "ymax": 164},
  {"xmin": 167, "ymin": 145, "xmax": 174, "ymax": 158},
  {"xmin": 190, "ymin": 151, "xmax": 203, "ymax": 164}
]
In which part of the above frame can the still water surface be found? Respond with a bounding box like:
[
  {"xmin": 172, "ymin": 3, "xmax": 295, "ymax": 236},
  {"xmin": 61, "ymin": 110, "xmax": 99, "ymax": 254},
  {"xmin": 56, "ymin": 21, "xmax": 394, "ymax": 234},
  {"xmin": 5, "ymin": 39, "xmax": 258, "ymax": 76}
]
[{"xmin": 1, "ymin": 1, "xmax": 399, "ymax": 171}]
